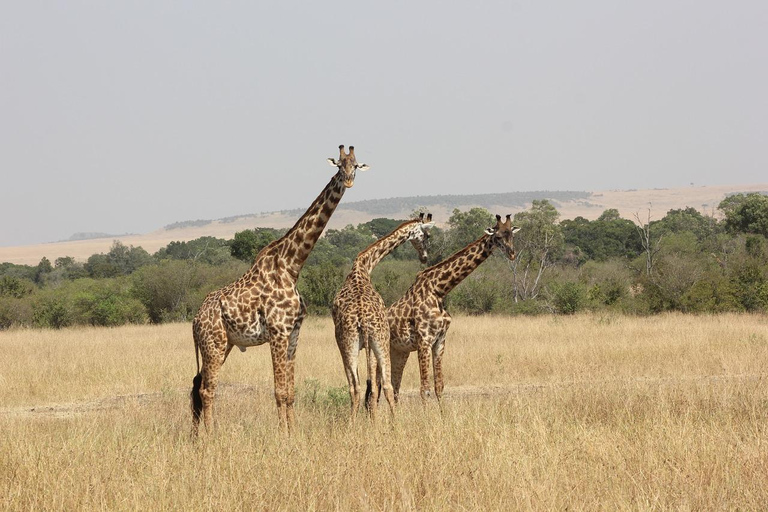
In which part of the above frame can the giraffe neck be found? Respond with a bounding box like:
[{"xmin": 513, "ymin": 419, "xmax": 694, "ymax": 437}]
[
  {"xmin": 353, "ymin": 220, "xmax": 418, "ymax": 275},
  {"xmin": 272, "ymin": 170, "xmax": 347, "ymax": 280},
  {"xmin": 419, "ymin": 235, "xmax": 493, "ymax": 298}
]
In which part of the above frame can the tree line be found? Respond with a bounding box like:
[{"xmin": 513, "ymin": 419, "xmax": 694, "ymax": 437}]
[{"xmin": 1, "ymin": 192, "xmax": 766, "ymax": 329}]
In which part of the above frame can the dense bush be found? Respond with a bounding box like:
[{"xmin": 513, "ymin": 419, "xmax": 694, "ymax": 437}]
[
  {"xmin": 1, "ymin": 194, "xmax": 767, "ymax": 329},
  {"xmin": 0, "ymin": 296, "xmax": 33, "ymax": 329},
  {"xmin": 549, "ymin": 281, "xmax": 587, "ymax": 315},
  {"xmin": 371, "ymin": 260, "xmax": 426, "ymax": 306},
  {"xmin": 297, "ymin": 261, "xmax": 347, "ymax": 315},
  {"xmin": 132, "ymin": 260, "xmax": 247, "ymax": 323},
  {"xmin": 155, "ymin": 236, "xmax": 232, "ymax": 266}
]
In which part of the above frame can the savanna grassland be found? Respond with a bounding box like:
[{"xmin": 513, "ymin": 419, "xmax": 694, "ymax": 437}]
[{"xmin": 1, "ymin": 314, "xmax": 767, "ymax": 510}]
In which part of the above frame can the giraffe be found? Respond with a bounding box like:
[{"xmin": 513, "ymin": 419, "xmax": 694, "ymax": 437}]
[
  {"xmin": 386, "ymin": 214, "xmax": 520, "ymax": 403},
  {"xmin": 191, "ymin": 145, "xmax": 369, "ymax": 435},
  {"xmin": 332, "ymin": 213, "xmax": 435, "ymax": 421}
]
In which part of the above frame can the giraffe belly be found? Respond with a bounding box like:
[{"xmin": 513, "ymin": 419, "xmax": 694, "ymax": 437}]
[
  {"xmin": 390, "ymin": 332, "xmax": 417, "ymax": 353},
  {"xmin": 226, "ymin": 322, "xmax": 269, "ymax": 348}
]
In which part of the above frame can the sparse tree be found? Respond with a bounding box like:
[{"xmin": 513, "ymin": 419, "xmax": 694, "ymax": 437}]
[
  {"xmin": 634, "ymin": 206, "xmax": 662, "ymax": 278},
  {"xmin": 510, "ymin": 200, "xmax": 564, "ymax": 301}
]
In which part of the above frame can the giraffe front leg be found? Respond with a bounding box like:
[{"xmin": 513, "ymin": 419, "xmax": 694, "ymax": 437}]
[
  {"xmin": 432, "ymin": 332, "xmax": 447, "ymax": 401},
  {"xmin": 284, "ymin": 299, "xmax": 307, "ymax": 433},
  {"xmin": 285, "ymin": 330, "xmax": 304, "ymax": 433},
  {"xmin": 375, "ymin": 337, "xmax": 396, "ymax": 419},
  {"xmin": 416, "ymin": 344, "xmax": 433, "ymax": 404},
  {"xmin": 269, "ymin": 338, "xmax": 290, "ymax": 433},
  {"xmin": 390, "ymin": 349, "xmax": 410, "ymax": 403}
]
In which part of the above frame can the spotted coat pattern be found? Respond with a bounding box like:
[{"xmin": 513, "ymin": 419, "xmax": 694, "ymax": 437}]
[
  {"xmin": 332, "ymin": 215, "xmax": 433, "ymax": 420},
  {"xmin": 191, "ymin": 145, "xmax": 367, "ymax": 435},
  {"xmin": 387, "ymin": 215, "xmax": 520, "ymax": 403}
]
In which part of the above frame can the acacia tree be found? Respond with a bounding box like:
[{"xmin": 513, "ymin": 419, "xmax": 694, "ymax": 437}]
[{"xmin": 510, "ymin": 200, "xmax": 564, "ymax": 301}]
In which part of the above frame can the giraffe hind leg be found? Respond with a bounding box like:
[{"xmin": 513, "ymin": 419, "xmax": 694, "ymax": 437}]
[
  {"xmin": 376, "ymin": 350, "xmax": 396, "ymax": 419},
  {"xmin": 340, "ymin": 331, "xmax": 363, "ymax": 421},
  {"xmin": 390, "ymin": 349, "xmax": 411, "ymax": 403},
  {"xmin": 365, "ymin": 344, "xmax": 378, "ymax": 420},
  {"xmin": 193, "ymin": 322, "xmax": 227, "ymax": 435}
]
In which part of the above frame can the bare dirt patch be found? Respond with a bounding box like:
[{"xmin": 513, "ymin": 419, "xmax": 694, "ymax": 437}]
[{"xmin": 4, "ymin": 372, "xmax": 762, "ymax": 419}]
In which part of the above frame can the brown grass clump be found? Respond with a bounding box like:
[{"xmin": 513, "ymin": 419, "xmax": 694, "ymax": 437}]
[{"xmin": 1, "ymin": 313, "xmax": 767, "ymax": 510}]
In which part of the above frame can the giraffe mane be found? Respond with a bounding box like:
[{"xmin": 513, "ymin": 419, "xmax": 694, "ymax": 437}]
[
  {"xmin": 420, "ymin": 233, "xmax": 490, "ymax": 274},
  {"xmin": 355, "ymin": 218, "xmax": 422, "ymax": 257}
]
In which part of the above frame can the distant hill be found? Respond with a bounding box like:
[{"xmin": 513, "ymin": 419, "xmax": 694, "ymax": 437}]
[
  {"xmin": 66, "ymin": 232, "xmax": 135, "ymax": 242},
  {"xmin": 336, "ymin": 190, "xmax": 591, "ymax": 215},
  {"xmin": 166, "ymin": 191, "xmax": 592, "ymax": 228},
  {"xmin": 1, "ymin": 183, "xmax": 766, "ymax": 266}
]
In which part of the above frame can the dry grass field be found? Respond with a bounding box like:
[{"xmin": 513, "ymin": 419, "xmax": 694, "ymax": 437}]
[{"xmin": 1, "ymin": 314, "xmax": 767, "ymax": 510}]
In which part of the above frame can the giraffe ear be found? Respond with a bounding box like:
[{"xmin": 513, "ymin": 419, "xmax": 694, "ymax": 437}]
[
  {"xmin": 356, "ymin": 163, "xmax": 370, "ymax": 171},
  {"xmin": 327, "ymin": 158, "xmax": 338, "ymax": 166},
  {"xmin": 511, "ymin": 226, "xmax": 521, "ymax": 234},
  {"xmin": 421, "ymin": 222, "xmax": 435, "ymax": 231},
  {"xmin": 484, "ymin": 228, "xmax": 495, "ymax": 235}
]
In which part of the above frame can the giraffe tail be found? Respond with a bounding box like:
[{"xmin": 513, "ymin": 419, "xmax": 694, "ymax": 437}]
[
  {"xmin": 191, "ymin": 336, "xmax": 203, "ymax": 425},
  {"xmin": 364, "ymin": 378, "xmax": 373, "ymax": 410},
  {"xmin": 191, "ymin": 373, "xmax": 203, "ymax": 425},
  {"xmin": 364, "ymin": 373, "xmax": 383, "ymax": 411}
]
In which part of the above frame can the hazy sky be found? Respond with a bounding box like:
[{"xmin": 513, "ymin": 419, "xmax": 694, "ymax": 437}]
[{"xmin": 1, "ymin": 1, "xmax": 766, "ymax": 247}]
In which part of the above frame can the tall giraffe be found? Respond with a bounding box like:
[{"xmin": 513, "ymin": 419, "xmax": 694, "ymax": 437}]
[
  {"xmin": 332, "ymin": 213, "xmax": 434, "ymax": 420},
  {"xmin": 191, "ymin": 145, "xmax": 369, "ymax": 434},
  {"xmin": 386, "ymin": 214, "xmax": 520, "ymax": 403}
]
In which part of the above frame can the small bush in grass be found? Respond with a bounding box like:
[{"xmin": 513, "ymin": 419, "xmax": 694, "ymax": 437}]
[{"xmin": 550, "ymin": 281, "xmax": 587, "ymax": 315}]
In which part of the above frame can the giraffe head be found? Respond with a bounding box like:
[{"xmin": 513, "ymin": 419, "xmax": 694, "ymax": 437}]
[
  {"xmin": 484, "ymin": 214, "xmax": 521, "ymax": 261},
  {"xmin": 407, "ymin": 212, "xmax": 435, "ymax": 264},
  {"xmin": 327, "ymin": 145, "xmax": 369, "ymax": 188}
]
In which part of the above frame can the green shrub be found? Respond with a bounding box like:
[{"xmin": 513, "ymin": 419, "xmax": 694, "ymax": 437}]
[
  {"xmin": 371, "ymin": 260, "xmax": 424, "ymax": 306},
  {"xmin": 297, "ymin": 379, "xmax": 349, "ymax": 420},
  {"xmin": 681, "ymin": 276, "xmax": 741, "ymax": 313},
  {"xmin": 0, "ymin": 275, "xmax": 35, "ymax": 298},
  {"xmin": 550, "ymin": 281, "xmax": 587, "ymax": 315},
  {"xmin": 70, "ymin": 280, "xmax": 148, "ymax": 326},
  {"xmin": 507, "ymin": 299, "xmax": 547, "ymax": 315},
  {"xmin": 0, "ymin": 297, "xmax": 34, "ymax": 329},
  {"xmin": 297, "ymin": 261, "xmax": 347, "ymax": 315},
  {"xmin": 32, "ymin": 294, "xmax": 73, "ymax": 329},
  {"xmin": 130, "ymin": 260, "xmax": 246, "ymax": 323},
  {"xmin": 451, "ymin": 277, "xmax": 500, "ymax": 315}
]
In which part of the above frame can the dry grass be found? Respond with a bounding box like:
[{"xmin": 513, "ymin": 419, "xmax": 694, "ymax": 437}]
[{"xmin": 1, "ymin": 313, "xmax": 767, "ymax": 510}]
